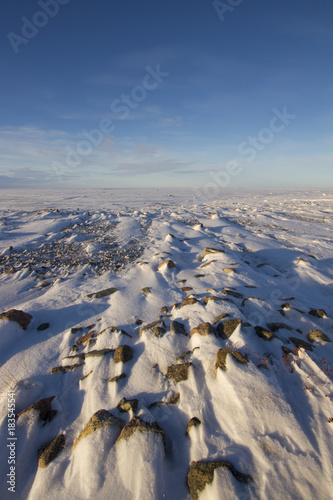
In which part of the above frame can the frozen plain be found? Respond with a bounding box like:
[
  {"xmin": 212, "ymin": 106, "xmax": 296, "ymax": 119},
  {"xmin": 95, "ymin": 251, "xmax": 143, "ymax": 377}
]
[{"xmin": 0, "ymin": 188, "xmax": 332, "ymax": 500}]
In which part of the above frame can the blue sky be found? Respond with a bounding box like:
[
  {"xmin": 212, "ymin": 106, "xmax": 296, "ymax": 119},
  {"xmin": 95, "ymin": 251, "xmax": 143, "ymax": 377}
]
[{"xmin": 1, "ymin": 0, "xmax": 333, "ymax": 189}]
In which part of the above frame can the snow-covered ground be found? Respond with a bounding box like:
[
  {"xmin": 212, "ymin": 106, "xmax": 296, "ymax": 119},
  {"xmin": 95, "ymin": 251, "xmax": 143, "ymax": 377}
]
[{"xmin": 0, "ymin": 188, "xmax": 332, "ymax": 500}]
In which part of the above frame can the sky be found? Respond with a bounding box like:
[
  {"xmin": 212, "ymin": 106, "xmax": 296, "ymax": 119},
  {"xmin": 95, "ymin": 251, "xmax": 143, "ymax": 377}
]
[{"xmin": 1, "ymin": 0, "xmax": 333, "ymax": 190}]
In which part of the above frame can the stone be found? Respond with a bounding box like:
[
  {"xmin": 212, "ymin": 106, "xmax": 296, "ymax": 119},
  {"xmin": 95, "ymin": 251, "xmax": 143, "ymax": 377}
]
[
  {"xmin": 166, "ymin": 363, "xmax": 192, "ymax": 382},
  {"xmin": 37, "ymin": 323, "xmax": 50, "ymax": 331},
  {"xmin": 186, "ymin": 417, "xmax": 201, "ymax": 436},
  {"xmin": 109, "ymin": 373, "xmax": 126, "ymax": 383},
  {"xmin": 216, "ymin": 319, "xmax": 242, "ymax": 339},
  {"xmin": 308, "ymin": 309, "xmax": 327, "ymax": 318},
  {"xmin": 71, "ymin": 327, "xmax": 83, "ymax": 334},
  {"xmin": 187, "ymin": 460, "xmax": 252, "ymax": 499},
  {"xmin": 152, "ymin": 326, "xmax": 166, "ymax": 337},
  {"xmin": 114, "ymin": 345, "xmax": 133, "ymax": 363},
  {"xmin": 212, "ymin": 313, "xmax": 230, "ymax": 324},
  {"xmin": 255, "ymin": 326, "xmax": 276, "ymax": 341},
  {"xmin": 77, "ymin": 330, "xmax": 94, "ymax": 345},
  {"xmin": 140, "ymin": 320, "xmax": 165, "ymax": 336},
  {"xmin": 182, "ymin": 286, "xmax": 193, "ymax": 291},
  {"xmin": 64, "ymin": 348, "xmax": 114, "ymax": 361},
  {"xmin": 116, "ymin": 417, "xmax": 166, "ymax": 450},
  {"xmin": 158, "ymin": 259, "xmax": 176, "ymax": 270},
  {"xmin": 161, "ymin": 306, "xmax": 169, "ymax": 314},
  {"xmin": 170, "ymin": 320, "xmax": 187, "ymax": 336},
  {"xmin": 200, "ymin": 260, "xmax": 217, "ymax": 268},
  {"xmin": 17, "ymin": 396, "xmax": 56, "ymax": 423},
  {"xmin": 38, "ymin": 434, "xmax": 65, "ymax": 468},
  {"xmin": 266, "ymin": 322, "xmax": 292, "ymax": 332},
  {"xmin": 202, "ymin": 247, "xmax": 225, "ymax": 258},
  {"xmin": 86, "ymin": 287, "xmax": 119, "ymax": 299},
  {"xmin": 0, "ymin": 309, "xmax": 32, "ymax": 330},
  {"xmin": 73, "ymin": 410, "xmax": 124, "ymax": 450},
  {"xmin": 203, "ymin": 296, "xmax": 224, "ymax": 304},
  {"xmin": 190, "ymin": 323, "xmax": 215, "ymax": 337},
  {"xmin": 180, "ymin": 297, "xmax": 199, "ymax": 308},
  {"xmin": 289, "ymin": 337, "xmax": 313, "ymax": 351},
  {"xmin": 117, "ymin": 397, "xmax": 138, "ymax": 413},
  {"xmin": 140, "ymin": 287, "xmax": 151, "ymax": 295},
  {"xmin": 215, "ymin": 348, "xmax": 249, "ymax": 373},
  {"xmin": 307, "ymin": 329, "xmax": 330, "ymax": 344},
  {"xmin": 51, "ymin": 363, "xmax": 84, "ymax": 374},
  {"xmin": 223, "ymin": 267, "xmax": 235, "ymax": 274},
  {"xmin": 222, "ymin": 289, "xmax": 243, "ymax": 299}
]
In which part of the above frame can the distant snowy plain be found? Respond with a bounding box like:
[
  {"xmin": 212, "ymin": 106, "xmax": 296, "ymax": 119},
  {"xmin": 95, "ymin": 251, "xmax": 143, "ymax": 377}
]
[{"xmin": 0, "ymin": 188, "xmax": 332, "ymax": 500}]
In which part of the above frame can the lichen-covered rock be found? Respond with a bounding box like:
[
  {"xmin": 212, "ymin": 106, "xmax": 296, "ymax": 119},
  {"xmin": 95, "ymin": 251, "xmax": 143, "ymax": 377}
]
[
  {"xmin": 216, "ymin": 319, "xmax": 242, "ymax": 339},
  {"xmin": 38, "ymin": 434, "xmax": 65, "ymax": 468},
  {"xmin": 114, "ymin": 345, "xmax": 133, "ymax": 363},
  {"xmin": 17, "ymin": 396, "xmax": 56, "ymax": 423},
  {"xmin": 109, "ymin": 373, "xmax": 126, "ymax": 383},
  {"xmin": 140, "ymin": 287, "xmax": 151, "ymax": 295},
  {"xmin": 158, "ymin": 259, "xmax": 176, "ymax": 270},
  {"xmin": 0, "ymin": 309, "xmax": 32, "ymax": 330},
  {"xmin": 187, "ymin": 460, "xmax": 252, "ymax": 499},
  {"xmin": 73, "ymin": 409, "xmax": 124, "ymax": 450},
  {"xmin": 152, "ymin": 326, "xmax": 166, "ymax": 337},
  {"xmin": 190, "ymin": 323, "xmax": 215, "ymax": 337},
  {"xmin": 166, "ymin": 363, "xmax": 192, "ymax": 382},
  {"xmin": 139, "ymin": 320, "xmax": 165, "ymax": 336},
  {"xmin": 307, "ymin": 329, "xmax": 330, "ymax": 344},
  {"xmin": 170, "ymin": 320, "xmax": 187, "ymax": 335},
  {"xmin": 51, "ymin": 363, "xmax": 84, "ymax": 374},
  {"xmin": 186, "ymin": 417, "xmax": 201, "ymax": 436},
  {"xmin": 77, "ymin": 330, "xmax": 95, "ymax": 345},
  {"xmin": 215, "ymin": 348, "xmax": 248, "ymax": 373},
  {"xmin": 181, "ymin": 297, "xmax": 199, "ymax": 308},
  {"xmin": 117, "ymin": 397, "xmax": 138, "ymax": 413},
  {"xmin": 222, "ymin": 289, "xmax": 243, "ymax": 299},
  {"xmin": 202, "ymin": 247, "xmax": 225, "ymax": 258},
  {"xmin": 203, "ymin": 296, "xmax": 224, "ymax": 304},
  {"xmin": 212, "ymin": 313, "xmax": 230, "ymax": 324},
  {"xmin": 255, "ymin": 326, "xmax": 276, "ymax": 340},
  {"xmin": 116, "ymin": 416, "xmax": 165, "ymax": 450}
]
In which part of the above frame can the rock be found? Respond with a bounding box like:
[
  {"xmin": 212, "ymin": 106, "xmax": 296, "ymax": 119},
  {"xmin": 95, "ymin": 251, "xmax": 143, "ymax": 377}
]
[
  {"xmin": 289, "ymin": 337, "xmax": 313, "ymax": 351},
  {"xmin": 86, "ymin": 287, "xmax": 119, "ymax": 299},
  {"xmin": 77, "ymin": 330, "xmax": 94, "ymax": 345},
  {"xmin": 180, "ymin": 297, "xmax": 199, "ymax": 308},
  {"xmin": 109, "ymin": 373, "xmax": 126, "ymax": 383},
  {"xmin": 190, "ymin": 322, "xmax": 215, "ymax": 337},
  {"xmin": 170, "ymin": 320, "xmax": 187, "ymax": 336},
  {"xmin": 64, "ymin": 348, "xmax": 114, "ymax": 361},
  {"xmin": 186, "ymin": 417, "xmax": 201, "ymax": 436},
  {"xmin": 282, "ymin": 346, "xmax": 293, "ymax": 356},
  {"xmin": 223, "ymin": 268, "xmax": 235, "ymax": 274},
  {"xmin": 307, "ymin": 329, "xmax": 331, "ymax": 344},
  {"xmin": 216, "ymin": 319, "xmax": 242, "ymax": 339},
  {"xmin": 114, "ymin": 345, "xmax": 133, "ymax": 363},
  {"xmin": 187, "ymin": 460, "xmax": 252, "ymax": 499},
  {"xmin": 140, "ymin": 320, "xmax": 165, "ymax": 336},
  {"xmin": 166, "ymin": 363, "xmax": 192, "ymax": 382},
  {"xmin": 255, "ymin": 326, "xmax": 276, "ymax": 341},
  {"xmin": 212, "ymin": 313, "xmax": 230, "ymax": 324},
  {"xmin": 308, "ymin": 309, "xmax": 327, "ymax": 318},
  {"xmin": 182, "ymin": 286, "xmax": 193, "ymax": 291},
  {"xmin": 202, "ymin": 248, "xmax": 225, "ymax": 258},
  {"xmin": 0, "ymin": 309, "xmax": 32, "ymax": 330},
  {"xmin": 266, "ymin": 322, "xmax": 292, "ymax": 332},
  {"xmin": 200, "ymin": 260, "xmax": 217, "ymax": 268},
  {"xmin": 73, "ymin": 409, "xmax": 124, "ymax": 450},
  {"xmin": 140, "ymin": 287, "xmax": 151, "ymax": 295},
  {"xmin": 37, "ymin": 323, "xmax": 50, "ymax": 331},
  {"xmin": 71, "ymin": 327, "xmax": 83, "ymax": 334},
  {"xmin": 149, "ymin": 392, "xmax": 180, "ymax": 409},
  {"xmin": 215, "ymin": 348, "xmax": 248, "ymax": 373},
  {"xmin": 117, "ymin": 397, "xmax": 138, "ymax": 413},
  {"xmin": 51, "ymin": 363, "xmax": 84, "ymax": 374},
  {"xmin": 222, "ymin": 289, "xmax": 243, "ymax": 299},
  {"xmin": 38, "ymin": 434, "xmax": 65, "ymax": 468},
  {"xmin": 161, "ymin": 306, "xmax": 169, "ymax": 314},
  {"xmin": 203, "ymin": 296, "xmax": 224, "ymax": 304},
  {"xmin": 158, "ymin": 259, "xmax": 176, "ymax": 270},
  {"xmin": 116, "ymin": 416, "xmax": 166, "ymax": 450},
  {"xmin": 17, "ymin": 396, "xmax": 56, "ymax": 423},
  {"xmin": 152, "ymin": 326, "xmax": 166, "ymax": 337}
]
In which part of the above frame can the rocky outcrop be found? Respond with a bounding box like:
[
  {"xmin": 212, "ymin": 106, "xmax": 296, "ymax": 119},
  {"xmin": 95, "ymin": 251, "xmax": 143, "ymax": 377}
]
[
  {"xmin": 73, "ymin": 410, "xmax": 124, "ymax": 450},
  {"xmin": 116, "ymin": 416, "xmax": 166, "ymax": 450},
  {"xmin": 17, "ymin": 396, "xmax": 56, "ymax": 423}
]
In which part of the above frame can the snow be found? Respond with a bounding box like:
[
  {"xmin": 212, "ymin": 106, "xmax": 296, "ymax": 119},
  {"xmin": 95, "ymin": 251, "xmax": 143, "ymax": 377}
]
[{"xmin": 0, "ymin": 188, "xmax": 332, "ymax": 499}]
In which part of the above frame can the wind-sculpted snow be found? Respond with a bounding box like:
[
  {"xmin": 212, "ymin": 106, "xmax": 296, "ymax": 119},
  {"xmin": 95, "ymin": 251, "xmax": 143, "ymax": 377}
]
[{"xmin": 0, "ymin": 188, "xmax": 332, "ymax": 499}]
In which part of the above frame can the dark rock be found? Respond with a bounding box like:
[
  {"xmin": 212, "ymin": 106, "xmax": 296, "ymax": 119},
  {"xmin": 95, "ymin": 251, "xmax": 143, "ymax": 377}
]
[
  {"xmin": 64, "ymin": 348, "xmax": 114, "ymax": 361},
  {"xmin": 289, "ymin": 337, "xmax": 313, "ymax": 351},
  {"xmin": 216, "ymin": 319, "xmax": 242, "ymax": 339},
  {"xmin": 166, "ymin": 363, "xmax": 192, "ymax": 382},
  {"xmin": 182, "ymin": 286, "xmax": 193, "ymax": 291},
  {"xmin": 180, "ymin": 297, "xmax": 199, "ymax": 308},
  {"xmin": 38, "ymin": 434, "xmax": 65, "ymax": 468},
  {"xmin": 255, "ymin": 326, "xmax": 276, "ymax": 341},
  {"xmin": 86, "ymin": 287, "xmax": 119, "ymax": 299},
  {"xmin": 152, "ymin": 326, "xmax": 166, "ymax": 337},
  {"xmin": 309, "ymin": 309, "xmax": 327, "ymax": 318},
  {"xmin": 212, "ymin": 313, "xmax": 230, "ymax": 324},
  {"xmin": 158, "ymin": 259, "xmax": 176, "ymax": 270},
  {"xmin": 266, "ymin": 322, "xmax": 292, "ymax": 332},
  {"xmin": 282, "ymin": 346, "xmax": 293, "ymax": 356},
  {"xmin": 117, "ymin": 397, "xmax": 138, "ymax": 413},
  {"xmin": 202, "ymin": 247, "xmax": 225, "ymax": 258},
  {"xmin": 222, "ymin": 289, "xmax": 243, "ymax": 299},
  {"xmin": 140, "ymin": 287, "xmax": 151, "ymax": 295},
  {"xmin": 307, "ymin": 329, "xmax": 330, "ymax": 344},
  {"xmin": 109, "ymin": 373, "xmax": 126, "ymax": 383},
  {"xmin": 170, "ymin": 320, "xmax": 187, "ymax": 336},
  {"xmin": 114, "ymin": 345, "xmax": 133, "ymax": 363},
  {"xmin": 17, "ymin": 396, "xmax": 56, "ymax": 423},
  {"xmin": 37, "ymin": 323, "xmax": 50, "ymax": 331},
  {"xmin": 215, "ymin": 348, "xmax": 248, "ymax": 373},
  {"xmin": 186, "ymin": 417, "xmax": 201, "ymax": 436},
  {"xmin": 71, "ymin": 327, "xmax": 83, "ymax": 334},
  {"xmin": 116, "ymin": 416, "xmax": 166, "ymax": 450},
  {"xmin": 194, "ymin": 274, "xmax": 205, "ymax": 278},
  {"xmin": 161, "ymin": 306, "xmax": 169, "ymax": 314},
  {"xmin": 190, "ymin": 323, "xmax": 215, "ymax": 337},
  {"xmin": 187, "ymin": 460, "xmax": 252, "ymax": 499},
  {"xmin": 73, "ymin": 409, "xmax": 124, "ymax": 450},
  {"xmin": 0, "ymin": 309, "xmax": 32, "ymax": 330},
  {"xmin": 51, "ymin": 363, "xmax": 84, "ymax": 374}
]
